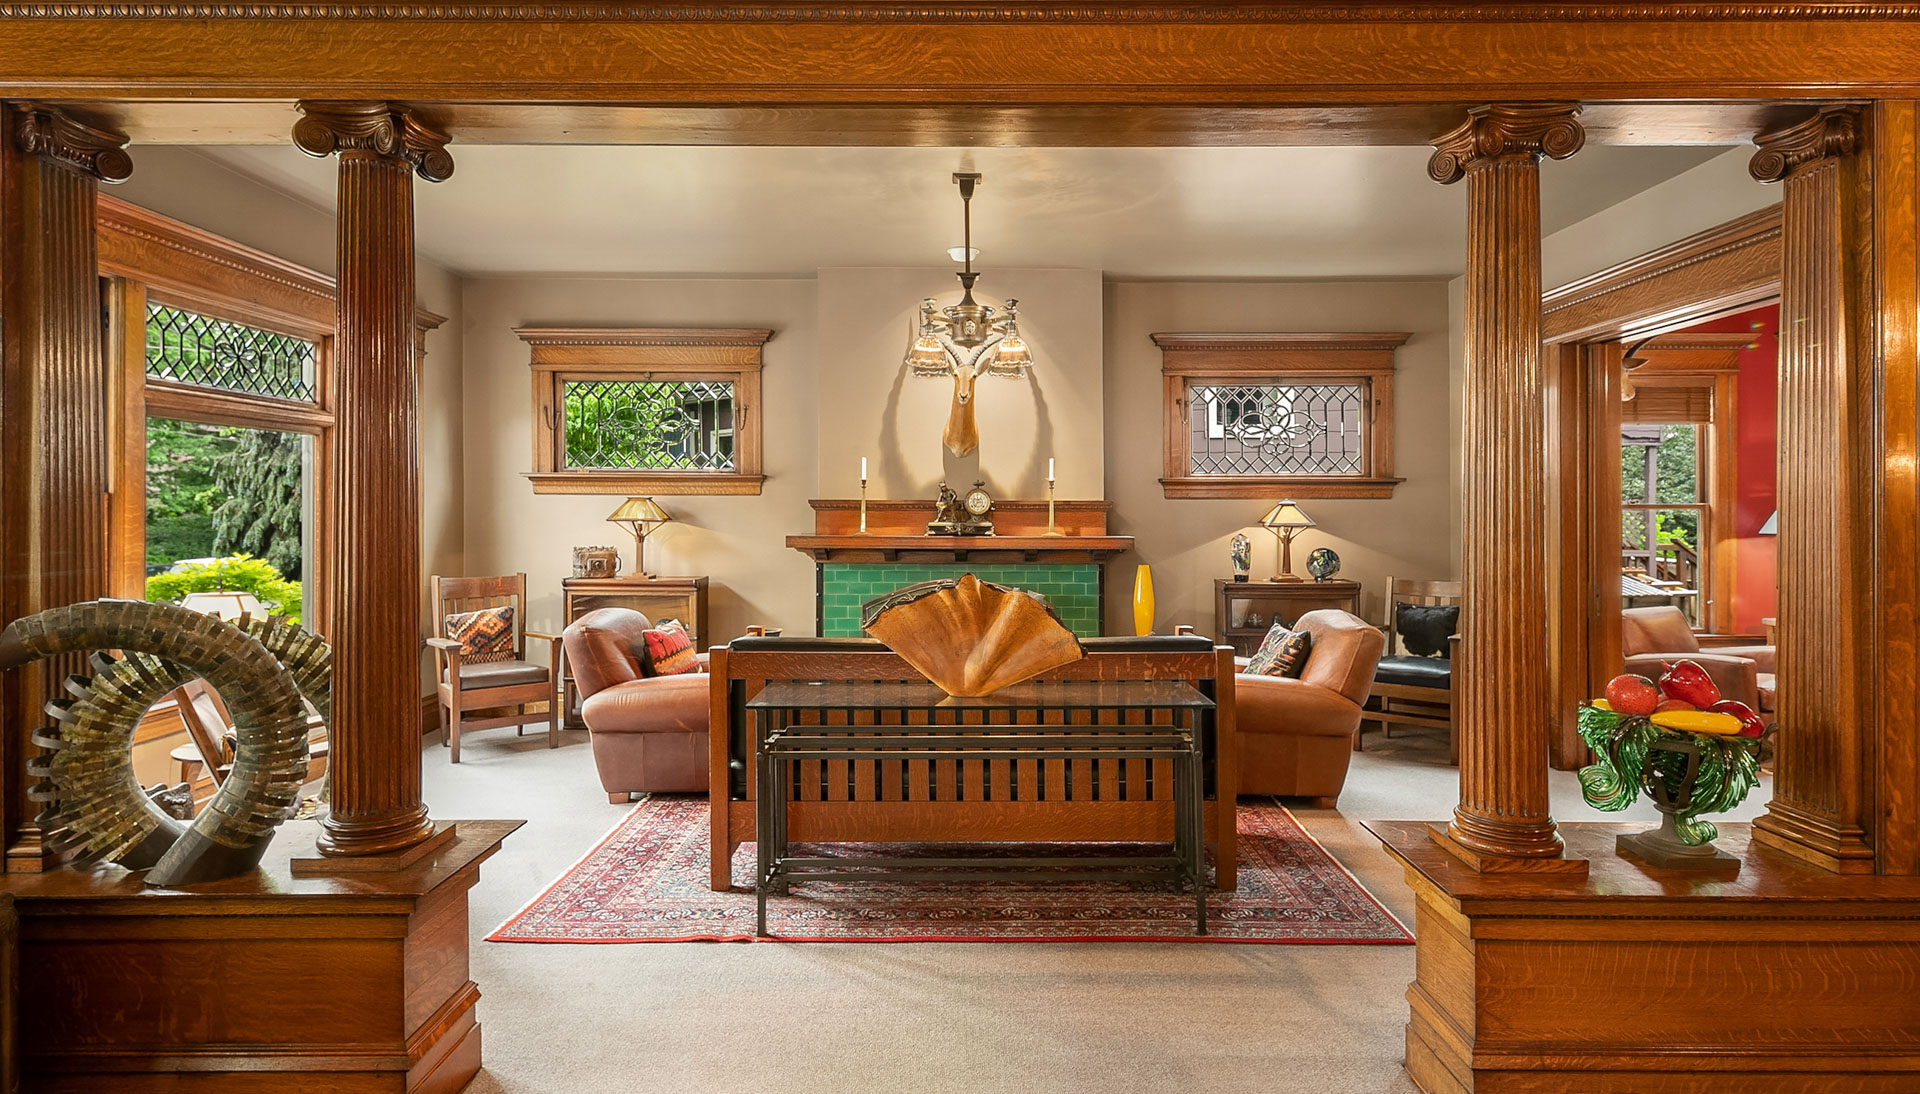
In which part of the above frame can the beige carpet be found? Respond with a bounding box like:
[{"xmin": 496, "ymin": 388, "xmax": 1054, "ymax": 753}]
[{"xmin": 425, "ymin": 720, "xmax": 1770, "ymax": 1094}]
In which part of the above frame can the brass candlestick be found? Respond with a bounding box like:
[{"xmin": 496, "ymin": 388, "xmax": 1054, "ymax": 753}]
[
  {"xmin": 858, "ymin": 477, "xmax": 869, "ymax": 534},
  {"xmin": 1044, "ymin": 478, "xmax": 1064, "ymax": 536}
]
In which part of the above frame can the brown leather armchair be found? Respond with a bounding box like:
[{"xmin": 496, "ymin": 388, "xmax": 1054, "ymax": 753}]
[
  {"xmin": 1235, "ymin": 609, "xmax": 1386, "ymax": 806},
  {"xmin": 1621, "ymin": 606, "xmax": 1775, "ymax": 713},
  {"xmin": 561, "ymin": 607, "xmax": 710, "ymax": 802}
]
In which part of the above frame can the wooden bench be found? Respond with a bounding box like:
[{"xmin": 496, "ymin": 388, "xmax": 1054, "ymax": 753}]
[{"xmin": 707, "ymin": 634, "xmax": 1238, "ymax": 892}]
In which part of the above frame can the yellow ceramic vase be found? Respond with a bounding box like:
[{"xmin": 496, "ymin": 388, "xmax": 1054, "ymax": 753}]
[{"xmin": 1132, "ymin": 564, "xmax": 1155, "ymax": 636}]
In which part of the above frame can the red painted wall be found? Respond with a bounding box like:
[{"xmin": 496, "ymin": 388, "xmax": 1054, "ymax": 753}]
[{"xmin": 1681, "ymin": 304, "xmax": 1778, "ymax": 634}]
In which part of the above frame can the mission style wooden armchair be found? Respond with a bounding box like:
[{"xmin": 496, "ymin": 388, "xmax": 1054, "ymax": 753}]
[
  {"xmin": 1365, "ymin": 577, "xmax": 1462, "ymax": 763},
  {"xmin": 427, "ymin": 573, "xmax": 561, "ymax": 762}
]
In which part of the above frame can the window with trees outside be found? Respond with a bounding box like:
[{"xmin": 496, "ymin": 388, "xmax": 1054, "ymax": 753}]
[
  {"xmin": 1621, "ymin": 422, "xmax": 1708, "ymax": 627},
  {"xmin": 99, "ymin": 195, "xmax": 344, "ymax": 630},
  {"xmin": 521, "ymin": 327, "xmax": 771, "ymax": 495}
]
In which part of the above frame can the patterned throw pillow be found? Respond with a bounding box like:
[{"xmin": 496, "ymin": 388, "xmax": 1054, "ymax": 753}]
[
  {"xmin": 445, "ymin": 605, "xmax": 514, "ymax": 664},
  {"xmin": 1244, "ymin": 620, "xmax": 1313, "ymax": 679},
  {"xmin": 642, "ymin": 619, "xmax": 698, "ymax": 677}
]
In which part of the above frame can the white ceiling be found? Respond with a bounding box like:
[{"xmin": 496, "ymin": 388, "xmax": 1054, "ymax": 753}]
[{"xmin": 193, "ymin": 143, "xmax": 1725, "ymax": 280}]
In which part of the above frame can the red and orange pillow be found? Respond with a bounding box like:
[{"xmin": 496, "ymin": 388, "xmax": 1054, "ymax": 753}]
[{"xmin": 641, "ymin": 619, "xmax": 699, "ymax": 676}]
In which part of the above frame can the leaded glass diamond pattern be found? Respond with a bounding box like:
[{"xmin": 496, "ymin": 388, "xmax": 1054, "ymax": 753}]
[
  {"xmin": 562, "ymin": 379, "xmax": 736, "ymax": 471},
  {"xmin": 1188, "ymin": 381, "xmax": 1367, "ymax": 476},
  {"xmin": 145, "ymin": 303, "xmax": 317, "ymax": 401}
]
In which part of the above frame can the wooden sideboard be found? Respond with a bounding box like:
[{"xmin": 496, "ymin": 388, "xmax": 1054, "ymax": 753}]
[
  {"xmin": 1215, "ymin": 579, "xmax": 1363, "ymax": 657},
  {"xmin": 561, "ymin": 575, "xmax": 709, "ymax": 729}
]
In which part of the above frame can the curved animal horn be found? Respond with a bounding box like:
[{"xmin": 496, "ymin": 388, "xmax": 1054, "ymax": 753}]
[{"xmin": 0, "ymin": 600, "xmax": 312, "ymax": 887}]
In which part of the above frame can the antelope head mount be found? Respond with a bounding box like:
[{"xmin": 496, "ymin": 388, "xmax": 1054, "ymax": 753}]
[{"xmin": 903, "ymin": 172, "xmax": 1035, "ymax": 458}]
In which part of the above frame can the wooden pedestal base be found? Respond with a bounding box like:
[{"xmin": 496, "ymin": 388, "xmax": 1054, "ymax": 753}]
[
  {"xmin": 1426, "ymin": 823, "xmax": 1589, "ymax": 875},
  {"xmin": 1370, "ymin": 820, "xmax": 1920, "ymax": 1094},
  {"xmin": 4, "ymin": 818, "xmax": 519, "ymax": 1094},
  {"xmin": 290, "ymin": 821, "xmax": 460, "ymax": 876}
]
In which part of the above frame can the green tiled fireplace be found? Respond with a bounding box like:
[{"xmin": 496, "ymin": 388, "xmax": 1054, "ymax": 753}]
[{"xmin": 818, "ymin": 562, "xmax": 1104, "ymax": 638}]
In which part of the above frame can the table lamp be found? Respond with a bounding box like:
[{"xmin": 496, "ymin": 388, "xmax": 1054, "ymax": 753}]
[
  {"xmin": 1259, "ymin": 499, "xmax": 1316, "ymax": 583},
  {"xmin": 606, "ymin": 496, "xmax": 673, "ymax": 578}
]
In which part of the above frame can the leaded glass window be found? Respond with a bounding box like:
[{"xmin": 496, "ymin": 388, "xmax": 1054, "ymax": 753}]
[
  {"xmin": 561, "ymin": 379, "xmax": 736, "ymax": 471},
  {"xmin": 1187, "ymin": 381, "xmax": 1367, "ymax": 477},
  {"xmin": 145, "ymin": 303, "xmax": 318, "ymax": 402}
]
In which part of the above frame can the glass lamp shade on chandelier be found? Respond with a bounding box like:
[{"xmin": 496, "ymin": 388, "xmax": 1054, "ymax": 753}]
[
  {"xmin": 905, "ymin": 172, "xmax": 1036, "ymax": 457},
  {"xmin": 606, "ymin": 496, "xmax": 673, "ymax": 579},
  {"xmin": 1260, "ymin": 500, "xmax": 1316, "ymax": 583}
]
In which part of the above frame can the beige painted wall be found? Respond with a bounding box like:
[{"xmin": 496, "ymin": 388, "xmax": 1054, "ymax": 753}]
[
  {"xmin": 110, "ymin": 146, "xmax": 466, "ymax": 696},
  {"xmin": 458, "ymin": 276, "xmax": 819, "ymax": 641},
  {"xmin": 815, "ymin": 267, "xmax": 1104, "ymax": 502},
  {"xmin": 1104, "ymin": 279, "xmax": 1456, "ymax": 636}
]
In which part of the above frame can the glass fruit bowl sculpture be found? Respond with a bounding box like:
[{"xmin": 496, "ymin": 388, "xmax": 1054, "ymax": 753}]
[{"xmin": 1577, "ymin": 659, "xmax": 1770, "ymax": 871}]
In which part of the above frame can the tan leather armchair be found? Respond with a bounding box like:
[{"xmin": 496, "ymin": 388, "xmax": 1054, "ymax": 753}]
[
  {"xmin": 1235, "ymin": 609, "xmax": 1386, "ymax": 806},
  {"xmin": 1621, "ymin": 606, "xmax": 1775, "ymax": 713},
  {"xmin": 561, "ymin": 607, "xmax": 710, "ymax": 802}
]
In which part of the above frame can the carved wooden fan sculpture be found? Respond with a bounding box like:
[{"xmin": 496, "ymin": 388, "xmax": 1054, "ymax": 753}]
[{"xmin": 863, "ymin": 574, "xmax": 1084, "ymax": 696}]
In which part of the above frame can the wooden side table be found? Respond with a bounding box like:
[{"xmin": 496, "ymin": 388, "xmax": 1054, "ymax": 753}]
[
  {"xmin": 561, "ymin": 575, "xmax": 710, "ymax": 729},
  {"xmin": 1215, "ymin": 578, "xmax": 1362, "ymax": 657}
]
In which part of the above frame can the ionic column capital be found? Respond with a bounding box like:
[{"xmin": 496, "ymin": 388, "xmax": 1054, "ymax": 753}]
[
  {"xmin": 1749, "ymin": 105, "xmax": 1861, "ymax": 184},
  {"xmin": 1428, "ymin": 104, "xmax": 1584, "ymax": 185},
  {"xmin": 11, "ymin": 102, "xmax": 131, "ymax": 183},
  {"xmin": 293, "ymin": 101, "xmax": 453, "ymax": 183}
]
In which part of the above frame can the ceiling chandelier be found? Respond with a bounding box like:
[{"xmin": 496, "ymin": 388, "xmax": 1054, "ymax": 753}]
[{"xmin": 905, "ymin": 171, "xmax": 1035, "ymax": 457}]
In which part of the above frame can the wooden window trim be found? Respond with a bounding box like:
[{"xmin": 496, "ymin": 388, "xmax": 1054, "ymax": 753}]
[
  {"xmin": 1618, "ymin": 332, "xmax": 1746, "ymax": 634},
  {"xmin": 521, "ymin": 327, "xmax": 772, "ymax": 496},
  {"xmin": 97, "ymin": 194, "xmax": 446, "ymax": 634},
  {"xmin": 1151, "ymin": 331, "xmax": 1407, "ymax": 500}
]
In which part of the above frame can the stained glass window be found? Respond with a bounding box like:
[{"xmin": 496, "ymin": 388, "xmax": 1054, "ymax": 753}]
[
  {"xmin": 1186, "ymin": 381, "xmax": 1367, "ymax": 477},
  {"xmin": 145, "ymin": 303, "xmax": 318, "ymax": 402},
  {"xmin": 561, "ymin": 379, "xmax": 736, "ymax": 471}
]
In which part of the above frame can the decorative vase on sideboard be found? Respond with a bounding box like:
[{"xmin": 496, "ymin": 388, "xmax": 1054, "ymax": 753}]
[{"xmin": 1132, "ymin": 564, "xmax": 1155, "ymax": 636}]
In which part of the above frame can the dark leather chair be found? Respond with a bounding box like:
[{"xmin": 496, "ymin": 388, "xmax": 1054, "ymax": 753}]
[
  {"xmin": 1366, "ymin": 577, "xmax": 1461, "ymax": 762},
  {"xmin": 561, "ymin": 607, "xmax": 709, "ymax": 802}
]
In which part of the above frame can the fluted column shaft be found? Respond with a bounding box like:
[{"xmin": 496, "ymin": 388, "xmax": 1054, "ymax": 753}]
[
  {"xmin": 0, "ymin": 104, "xmax": 129, "ymax": 871},
  {"xmin": 1749, "ymin": 106, "xmax": 1877, "ymax": 872},
  {"xmin": 1428, "ymin": 105, "xmax": 1587, "ymax": 872},
  {"xmin": 296, "ymin": 103, "xmax": 451, "ymax": 858}
]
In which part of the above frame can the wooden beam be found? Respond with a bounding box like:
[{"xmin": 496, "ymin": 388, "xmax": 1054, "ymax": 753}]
[
  {"xmin": 0, "ymin": 103, "xmax": 130, "ymax": 872},
  {"xmin": 1749, "ymin": 105, "xmax": 1879, "ymax": 873},
  {"xmin": 1870, "ymin": 100, "xmax": 1920, "ymax": 876},
  {"xmin": 1429, "ymin": 104, "xmax": 1589, "ymax": 874},
  {"xmin": 298, "ymin": 101, "xmax": 449, "ymax": 859},
  {"xmin": 0, "ymin": 14, "xmax": 1918, "ymax": 107}
]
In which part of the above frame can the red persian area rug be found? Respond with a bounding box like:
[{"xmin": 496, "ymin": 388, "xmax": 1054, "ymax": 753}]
[{"xmin": 488, "ymin": 795, "xmax": 1411, "ymax": 944}]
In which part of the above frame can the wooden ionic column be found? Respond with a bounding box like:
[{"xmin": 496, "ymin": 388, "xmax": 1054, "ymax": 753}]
[
  {"xmin": 293, "ymin": 102, "xmax": 453, "ymax": 858},
  {"xmin": 0, "ymin": 103, "xmax": 130, "ymax": 871},
  {"xmin": 1748, "ymin": 106, "xmax": 1878, "ymax": 873},
  {"xmin": 1427, "ymin": 104, "xmax": 1588, "ymax": 873}
]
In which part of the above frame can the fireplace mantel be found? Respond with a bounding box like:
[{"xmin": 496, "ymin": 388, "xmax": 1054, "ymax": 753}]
[{"xmin": 788, "ymin": 499, "xmax": 1133, "ymax": 564}]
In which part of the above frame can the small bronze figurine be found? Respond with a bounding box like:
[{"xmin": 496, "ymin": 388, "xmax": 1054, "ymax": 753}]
[{"xmin": 926, "ymin": 480, "xmax": 994, "ymax": 536}]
